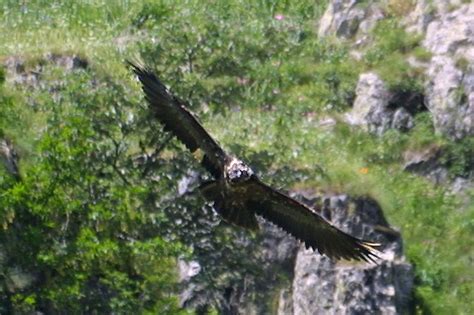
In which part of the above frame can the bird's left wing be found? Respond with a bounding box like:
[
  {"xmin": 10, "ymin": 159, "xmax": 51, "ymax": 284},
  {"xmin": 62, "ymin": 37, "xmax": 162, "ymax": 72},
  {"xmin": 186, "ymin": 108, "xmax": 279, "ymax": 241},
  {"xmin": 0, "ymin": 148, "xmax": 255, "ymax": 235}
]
[
  {"xmin": 246, "ymin": 177, "xmax": 380, "ymax": 262},
  {"xmin": 128, "ymin": 61, "xmax": 227, "ymax": 178}
]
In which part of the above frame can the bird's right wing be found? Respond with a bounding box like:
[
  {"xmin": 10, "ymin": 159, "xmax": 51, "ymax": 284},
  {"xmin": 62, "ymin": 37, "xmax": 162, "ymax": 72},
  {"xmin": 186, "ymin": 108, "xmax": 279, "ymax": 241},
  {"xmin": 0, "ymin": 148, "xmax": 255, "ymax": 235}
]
[
  {"xmin": 129, "ymin": 61, "xmax": 227, "ymax": 178},
  {"xmin": 247, "ymin": 177, "xmax": 380, "ymax": 262}
]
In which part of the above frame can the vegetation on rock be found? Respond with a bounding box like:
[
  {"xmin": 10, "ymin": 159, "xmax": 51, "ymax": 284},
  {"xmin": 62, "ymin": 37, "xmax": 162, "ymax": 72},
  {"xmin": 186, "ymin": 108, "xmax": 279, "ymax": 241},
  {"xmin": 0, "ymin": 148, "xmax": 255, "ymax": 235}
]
[{"xmin": 0, "ymin": 1, "xmax": 472, "ymax": 313}]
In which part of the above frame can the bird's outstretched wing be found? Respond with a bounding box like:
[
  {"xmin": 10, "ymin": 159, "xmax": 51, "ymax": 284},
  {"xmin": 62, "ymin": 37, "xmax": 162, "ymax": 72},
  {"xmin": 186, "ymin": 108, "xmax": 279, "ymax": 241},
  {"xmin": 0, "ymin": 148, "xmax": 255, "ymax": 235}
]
[
  {"xmin": 247, "ymin": 177, "xmax": 380, "ymax": 262},
  {"xmin": 128, "ymin": 61, "xmax": 227, "ymax": 178}
]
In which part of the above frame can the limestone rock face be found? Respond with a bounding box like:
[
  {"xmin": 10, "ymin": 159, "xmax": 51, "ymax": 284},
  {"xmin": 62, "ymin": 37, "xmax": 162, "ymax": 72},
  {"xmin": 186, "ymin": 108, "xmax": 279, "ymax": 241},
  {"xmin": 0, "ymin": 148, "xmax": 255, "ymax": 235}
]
[
  {"xmin": 318, "ymin": 0, "xmax": 384, "ymax": 44},
  {"xmin": 423, "ymin": 4, "xmax": 474, "ymax": 56},
  {"xmin": 392, "ymin": 108, "xmax": 414, "ymax": 131},
  {"xmin": 422, "ymin": 4, "xmax": 474, "ymax": 139},
  {"xmin": 291, "ymin": 195, "xmax": 413, "ymax": 315},
  {"xmin": 347, "ymin": 73, "xmax": 415, "ymax": 134},
  {"xmin": 403, "ymin": 146, "xmax": 449, "ymax": 184},
  {"xmin": 179, "ymin": 219, "xmax": 299, "ymax": 315},
  {"xmin": 4, "ymin": 54, "xmax": 88, "ymax": 88},
  {"xmin": 320, "ymin": 1, "xmax": 474, "ymax": 140},
  {"xmin": 318, "ymin": 0, "xmax": 366, "ymax": 39},
  {"xmin": 403, "ymin": 0, "xmax": 435, "ymax": 34},
  {"xmin": 277, "ymin": 287, "xmax": 293, "ymax": 315},
  {"xmin": 176, "ymin": 181, "xmax": 414, "ymax": 315},
  {"xmin": 347, "ymin": 72, "xmax": 391, "ymax": 133},
  {"xmin": 0, "ymin": 138, "xmax": 20, "ymax": 179},
  {"xmin": 424, "ymin": 53, "xmax": 473, "ymax": 140}
]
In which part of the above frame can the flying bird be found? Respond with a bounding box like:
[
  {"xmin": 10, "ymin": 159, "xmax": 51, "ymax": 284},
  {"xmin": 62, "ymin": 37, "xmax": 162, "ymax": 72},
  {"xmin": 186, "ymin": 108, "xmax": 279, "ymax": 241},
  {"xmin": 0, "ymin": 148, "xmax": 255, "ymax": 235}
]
[{"xmin": 129, "ymin": 61, "xmax": 380, "ymax": 262}]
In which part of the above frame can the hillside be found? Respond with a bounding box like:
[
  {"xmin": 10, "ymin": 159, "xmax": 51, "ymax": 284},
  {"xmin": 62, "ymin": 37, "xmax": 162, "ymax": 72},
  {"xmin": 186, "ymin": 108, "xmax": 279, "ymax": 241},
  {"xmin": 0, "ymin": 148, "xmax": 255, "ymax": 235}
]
[{"xmin": 0, "ymin": 1, "xmax": 472, "ymax": 314}]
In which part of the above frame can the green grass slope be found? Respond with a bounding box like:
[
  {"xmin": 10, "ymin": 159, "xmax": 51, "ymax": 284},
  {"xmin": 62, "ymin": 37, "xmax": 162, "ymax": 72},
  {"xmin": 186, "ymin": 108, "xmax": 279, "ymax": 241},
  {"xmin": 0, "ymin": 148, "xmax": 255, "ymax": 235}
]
[{"xmin": 1, "ymin": 1, "xmax": 473, "ymax": 313}]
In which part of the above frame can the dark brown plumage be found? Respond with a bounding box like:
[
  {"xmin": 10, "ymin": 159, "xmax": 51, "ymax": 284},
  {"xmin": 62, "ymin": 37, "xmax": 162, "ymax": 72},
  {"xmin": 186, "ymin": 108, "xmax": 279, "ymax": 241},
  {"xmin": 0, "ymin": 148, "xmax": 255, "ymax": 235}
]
[{"xmin": 129, "ymin": 61, "xmax": 380, "ymax": 263}]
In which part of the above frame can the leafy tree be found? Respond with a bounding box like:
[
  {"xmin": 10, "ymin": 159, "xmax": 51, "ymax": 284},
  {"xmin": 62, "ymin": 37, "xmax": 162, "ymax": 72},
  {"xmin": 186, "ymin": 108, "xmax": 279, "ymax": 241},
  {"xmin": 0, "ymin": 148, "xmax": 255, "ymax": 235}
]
[{"xmin": 0, "ymin": 66, "xmax": 188, "ymax": 314}]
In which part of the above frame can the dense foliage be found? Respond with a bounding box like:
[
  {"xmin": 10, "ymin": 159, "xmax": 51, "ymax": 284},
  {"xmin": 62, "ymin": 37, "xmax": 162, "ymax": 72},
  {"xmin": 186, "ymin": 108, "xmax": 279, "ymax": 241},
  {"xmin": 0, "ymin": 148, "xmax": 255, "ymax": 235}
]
[
  {"xmin": 0, "ymin": 0, "xmax": 472, "ymax": 314},
  {"xmin": 0, "ymin": 66, "xmax": 191, "ymax": 313}
]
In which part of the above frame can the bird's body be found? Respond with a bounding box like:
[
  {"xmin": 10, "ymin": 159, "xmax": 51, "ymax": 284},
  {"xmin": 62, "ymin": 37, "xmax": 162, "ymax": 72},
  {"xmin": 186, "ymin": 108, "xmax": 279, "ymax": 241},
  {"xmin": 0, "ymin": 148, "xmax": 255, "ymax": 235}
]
[
  {"xmin": 224, "ymin": 157, "xmax": 254, "ymax": 185},
  {"xmin": 201, "ymin": 157, "xmax": 260, "ymax": 230},
  {"xmin": 129, "ymin": 61, "xmax": 381, "ymax": 263}
]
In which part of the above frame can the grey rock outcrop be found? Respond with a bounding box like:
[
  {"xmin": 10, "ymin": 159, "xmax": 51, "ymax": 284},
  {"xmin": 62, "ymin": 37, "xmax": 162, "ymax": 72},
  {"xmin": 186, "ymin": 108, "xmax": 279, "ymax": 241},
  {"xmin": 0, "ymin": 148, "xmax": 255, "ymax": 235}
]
[
  {"xmin": 179, "ymin": 259, "xmax": 202, "ymax": 282},
  {"xmin": 347, "ymin": 72, "xmax": 392, "ymax": 134},
  {"xmin": 179, "ymin": 219, "xmax": 299, "ymax": 315},
  {"xmin": 403, "ymin": 0, "xmax": 435, "ymax": 34},
  {"xmin": 422, "ymin": 3, "xmax": 474, "ymax": 140},
  {"xmin": 0, "ymin": 141, "xmax": 37, "ymax": 299},
  {"xmin": 423, "ymin": 3, "xmax": 473, "ymax": 56},
  {"xmin": 403, "ymin": 146, "xmax": 449, "ymax": 184},
  {"xmin": 178, "ymin": 188, "xmax": 413, "ymax": 314},
  {"xmin": 277, "ymin": 287, "xmax": 293, "ymax": 315},
  {"xmin": 3, "ymin": 266, "xmax": 36, "ymax": 292},
  {"xmin": 347, "ymin": 73, "xmax": 415, "ymax": 134},
  {"xmin": 3, "ymin": 53, "xmax": 88, "ymax": 88},
  {"xmin": 292, "ymin": 195, "xmax": 413, "ymax": 315},
  {"xmin": 392, "ymin": 108, "xmax": 415, "ymax": 131},
  {"xmin": 0, "ymin": 138, "xmax": 20, "ymax": 179},
  {"xmin": 318, "ymin": 0, "xmax": 384, "ymax": 44},
  {"xmin": 318, "ymin": 0, "xmax": 366, "ymax": 39},
  {"xmin": 320, "ymin": 1, "xmax": 474, "ymax": 140},
  {"xmin": 412, "ymin": 2, "xmax": 474, "ymax": 139}
]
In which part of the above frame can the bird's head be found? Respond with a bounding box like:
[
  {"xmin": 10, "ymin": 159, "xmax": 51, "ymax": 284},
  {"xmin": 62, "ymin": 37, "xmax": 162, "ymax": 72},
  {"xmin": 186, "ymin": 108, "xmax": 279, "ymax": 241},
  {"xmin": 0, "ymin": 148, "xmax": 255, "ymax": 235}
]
[{"xmin": 225, "ymin": 158, "xmax": 254, "ymax": 184}]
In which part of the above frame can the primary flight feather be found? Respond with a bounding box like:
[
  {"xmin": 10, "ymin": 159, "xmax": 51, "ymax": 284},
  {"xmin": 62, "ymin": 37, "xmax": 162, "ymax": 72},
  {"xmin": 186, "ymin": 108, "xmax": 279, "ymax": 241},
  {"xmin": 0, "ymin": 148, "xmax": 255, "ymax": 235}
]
[{"xmin": 129, "ymin": 61, "xmax": 380, "ymax": 263}]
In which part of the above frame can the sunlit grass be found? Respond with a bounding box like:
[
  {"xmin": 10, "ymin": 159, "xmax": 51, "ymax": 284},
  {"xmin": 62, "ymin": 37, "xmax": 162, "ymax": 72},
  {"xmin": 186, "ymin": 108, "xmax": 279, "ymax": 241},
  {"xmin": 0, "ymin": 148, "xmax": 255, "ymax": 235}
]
[
  {"xmin": 1, "ymin": 0, "xmax": 473, "ymax": 312},
  {"xmin": 208, "ymin": 105, "xmax": 473, "ymax": 312},
  {"xmin": 0, "ymin": 0, "xmax": 144, "ymax": 73}
]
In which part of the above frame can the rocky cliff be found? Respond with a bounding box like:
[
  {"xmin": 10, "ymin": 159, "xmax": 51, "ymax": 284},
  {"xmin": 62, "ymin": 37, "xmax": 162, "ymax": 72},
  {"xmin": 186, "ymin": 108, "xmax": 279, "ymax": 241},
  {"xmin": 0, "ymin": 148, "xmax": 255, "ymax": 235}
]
[
  {"xmin": 179, "ymin": 1, "xmax": 473, "ymax": 314},
  {"xmin": 289, "ymin": 2, "xmax": 473, "ymax": 313},
  {"xmin": 178, "ymin": 190, "xmax": 413, "ymax": 315},
  {"xmin": 1, "ymin": 1, "xmax": 472, "ymax": 313},
  {"xmin": 329, "ymin": 0, "xmax": 473, "ymax": 140}
]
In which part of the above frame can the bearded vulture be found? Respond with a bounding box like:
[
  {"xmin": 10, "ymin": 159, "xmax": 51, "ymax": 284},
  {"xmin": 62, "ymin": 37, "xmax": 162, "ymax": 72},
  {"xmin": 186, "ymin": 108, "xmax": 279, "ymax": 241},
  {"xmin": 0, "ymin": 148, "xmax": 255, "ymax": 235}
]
[{"xmin": 129, "ymin": 61, "xmax": 380, "ymax": 262}]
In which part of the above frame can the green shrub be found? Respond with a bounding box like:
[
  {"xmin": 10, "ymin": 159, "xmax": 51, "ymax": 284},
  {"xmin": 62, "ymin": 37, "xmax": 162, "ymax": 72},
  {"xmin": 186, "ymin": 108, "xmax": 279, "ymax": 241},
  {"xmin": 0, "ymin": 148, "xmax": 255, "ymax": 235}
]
[
  {"xmin": 385, "ymin": 0, "xmax": 416, "ymax": 17},
  {"xmin": 441, "ymin": 137, "xmax": 474, "ymax": 178},
  {"xmin": 1, "ymin": 1, "xmax": 473, "ymax": 313},
  {"xmin": 413, "ymin": 46, "xmax": 433, "ymax": 62},
  {"xmin": 364, "ymin": 19, "xmax": 424, "ymax": 93},
  {"xmin": 0, "ymin": 68, "xmax": 188, "ymax": 313},
  {"xmin": 455, "ymin": 57, "xmax": 470, "ymax": 72},
  {"xmin": 0, "ymin": 66, "xmax": 5, "ymax": 84}
]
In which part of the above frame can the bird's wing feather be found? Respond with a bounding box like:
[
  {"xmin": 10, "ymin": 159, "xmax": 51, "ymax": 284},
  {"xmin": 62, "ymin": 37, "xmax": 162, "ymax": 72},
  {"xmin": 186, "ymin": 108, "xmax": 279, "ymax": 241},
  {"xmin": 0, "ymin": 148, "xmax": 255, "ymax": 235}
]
[
  {"xmin": 247, "ymin": 178, "xmax": 380, "ymax": 262},
  {"xmin": 199, "ymin": 181, "xmax": 259, "ymax": 230},
  {"xmin": 129, "ymin": 61, "xmax": 227, "ymax": 178}
]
